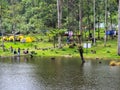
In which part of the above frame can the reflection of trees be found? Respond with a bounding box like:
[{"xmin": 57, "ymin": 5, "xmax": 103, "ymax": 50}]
[
  {"xmin": 0, "ymin": 57, "xmax": 120, "ymax": 89},
  {"xmin": 32, "ymin": 57, "xmax": 95, "ymax": 89},
  {"xmin": 33, "ymin": 57, "xmax": 63, "ymax": 87}
]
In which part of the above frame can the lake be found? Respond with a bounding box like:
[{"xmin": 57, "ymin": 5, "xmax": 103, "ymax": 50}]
[{"xmin": 0, "ymin": 56, "xmax": 120, "ymax": 90}]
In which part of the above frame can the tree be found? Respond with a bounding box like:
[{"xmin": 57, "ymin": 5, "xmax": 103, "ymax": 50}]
[
  {"xmin": 93, "ymin": 0, "xmax": 96, "ymax": 45},
  {"xmin": 118, "ymin": 0, "xmax": 120, "ymax": 55},
  {"xmin": 78, "ymin": 0, "xmax": 83, "ymax": 44},
  {"xmin": 57, "ymin": 0, "xmax": 62, "ymax": 48},
  {"xmin": 0, "ymin": 0, "xmax": 119, "ymax": 44},
  {"xmin": 104, "ymin": 0, "xmax": 108, "ymax": 47},
  {"xmin": 0, "ymin": 0, "xmax": 7, "ymax": 51}
]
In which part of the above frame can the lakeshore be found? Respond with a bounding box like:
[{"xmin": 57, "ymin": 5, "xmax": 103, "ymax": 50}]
[{"xmin": 0, "ymin": 38, "xmax": 120, "ymax": 60}]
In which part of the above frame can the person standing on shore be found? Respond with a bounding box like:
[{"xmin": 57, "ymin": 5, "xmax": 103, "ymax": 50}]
[
  {"xmin": 18, "ymin": 47, "xmax": 20, "ymax": 56},
  {"xmin": 78, "ymin": 45, "xmax": 85, "ymax": 63},
  {"xmin": 13, "ymin": 49, "xmax": 17, "ymax": 54},
  {"xmin": 10, "ymin": 46, "xmax": 13, "ymax": 53}
]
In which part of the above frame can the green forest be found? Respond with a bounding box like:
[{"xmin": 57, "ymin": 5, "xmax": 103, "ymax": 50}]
[
  {"xmin": 0, "ymin": 0, "xmax": 120, "ymax": 60},
  {"xmin": 0, "ymin": 0, "xmax": 118, "ymax": 34}
]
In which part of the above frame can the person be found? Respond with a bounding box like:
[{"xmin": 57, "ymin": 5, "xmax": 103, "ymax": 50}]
[
  {"xmin": 10, "ymin": 46, "xmax": 13, "ymax": 53},
  {"xmin": 18, "ymin": 47, "xmax": 20, "ymax": 55},
  {"xmin": 23, "ymin": 49, "xmax": 29, "ymax": 54},
  {"xmin": 13, "ymin": 49, "xmax": 17, "ymax": 54},
  {"xmin": 26, "ymin": 48, "xmax": 29, "ymax": 54},
  {"xmin": 78, "ymin": 45, "xmax": 85, "ymax": 63},
  {"xmin": 66, "ymin": 37, "xmax": 70, "ymax": 44},
  {"xmin": 89, "ymin": 33, "xmax": 92, "ymax": 40}
]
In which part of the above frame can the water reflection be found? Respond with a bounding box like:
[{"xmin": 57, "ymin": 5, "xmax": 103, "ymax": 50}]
[{"xmin": 0, "ymin": 56, "xmax": 120, "ymax": 90}]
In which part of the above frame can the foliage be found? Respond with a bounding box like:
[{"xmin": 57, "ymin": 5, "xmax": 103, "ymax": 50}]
[
  {"xmin": 0, "ymin": 0, "xmax": 118, "ymax": 35},
  {"xmin": 47, "ymin": 28, "xmax": 67, "ymax": 38},
  {"xmin": 1, "ymin": 35, "xmax": 35, "ymax": 43},
  {"xmin": 0, "ymin": 0, "xmax": 119, "ymax": 56}
]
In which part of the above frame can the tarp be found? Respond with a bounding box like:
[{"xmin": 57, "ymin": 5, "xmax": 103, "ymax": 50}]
[{"xmin": 106, "ymin": 30, "xmax": 115, "ymax": 35}]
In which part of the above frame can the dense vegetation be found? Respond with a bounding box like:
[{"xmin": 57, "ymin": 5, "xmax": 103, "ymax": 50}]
[
  {"xmin": 0, "ymin": 0, "xmax": 120, "ymax": 59},
  {"xmin": 0, "ymin": 0, "xmax": 118, "ymax": 34}
]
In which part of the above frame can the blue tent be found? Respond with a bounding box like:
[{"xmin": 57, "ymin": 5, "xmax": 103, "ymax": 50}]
[{"xmin": 106, "ymin": 30, "xmax": 115, "ymax": 35}]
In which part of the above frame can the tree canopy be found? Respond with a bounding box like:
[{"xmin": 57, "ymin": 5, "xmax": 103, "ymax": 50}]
[{"xmin": 0, "ymin": 0, "xmax": 118, "ymax": 34}]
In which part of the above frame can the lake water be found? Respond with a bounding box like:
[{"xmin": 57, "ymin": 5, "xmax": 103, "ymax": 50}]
[{"xmin": 0, "ymin": 56, "xmax": 120, "ymax": 90}]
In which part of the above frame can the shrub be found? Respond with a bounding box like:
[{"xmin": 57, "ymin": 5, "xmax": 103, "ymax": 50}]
[
  {"xmin": 9, "ymin": 36, "xmax": 14, "ymax": 41},
  {"xmin": 2, "ymin": 36, "xmax": 8, "ymax": 41},
  {"xmin": 17, "ymin": 35, "xmax": 24, "ymax": 41},
  {"xmin": 26, "ymin": 37, "xmax": 33, "ymax": 42}
]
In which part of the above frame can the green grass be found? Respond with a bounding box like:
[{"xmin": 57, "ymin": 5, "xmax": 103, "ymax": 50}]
[
  {"xmin": 83, "ymin": 39, "xmax": 119, "ymax": 60},
  {"xmin": 0, "ymin": 36, "xmax": 120, "ymax": 60}
]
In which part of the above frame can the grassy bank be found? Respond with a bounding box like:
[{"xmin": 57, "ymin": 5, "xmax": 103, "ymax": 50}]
[{"xmin": 0, "ymin": 38, "xmax": 120, "ymax": 60}]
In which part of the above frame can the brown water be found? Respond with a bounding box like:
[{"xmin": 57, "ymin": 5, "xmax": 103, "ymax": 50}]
[{"xmin": 0, "ymin": 56, "xmax": 120, "ymax": 90}]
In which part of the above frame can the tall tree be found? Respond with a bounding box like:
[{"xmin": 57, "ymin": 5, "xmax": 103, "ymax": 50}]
[
  {"xmin": 118, "ymin": 0, "xmax": 120, "ymax": 55},
  {"xmin": 57, "ymin": 0, "xmax": 62, "ymax": 48},
  {"xmin": 78, "ymin": 0, "xmax": 82, "ymax": 44},
  {"xmin": 11, "ymin": 0, "xmax": 16, "ymax": 43},
  {"xmin": 104, "ymin": 0, "xmax": 108, "ymax": 47},
  {"xmin": 93, "ymin": 0, "xmax": 96, "ymax": 45},
  {"xmin": 0, "ymin": 0, "xmax": 5, "ymax": 51}
]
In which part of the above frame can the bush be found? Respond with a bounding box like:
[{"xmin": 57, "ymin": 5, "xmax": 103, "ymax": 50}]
[
  {"xmin": 25, "ymin": 37, "xmax": 33, "ymax": 42},
  {"xmin": 69, "ymin": 43, "xmax": 76, "ymax": 48},
  {"xmin": 17, "ymin": 35, "xmax": 24, "ymax": 41},
  {"xmin": 9, "ymin": 36, "xmax": 14, "ymax": 41},
  {"xmin": 2, "ymin": 36, "xmax": 8, "ymax": 41}
]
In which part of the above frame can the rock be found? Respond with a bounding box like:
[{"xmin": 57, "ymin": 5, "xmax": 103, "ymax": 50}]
[
  {"xmin": 109, "ymin": 61, "xmax": 117, "ymax": 66},
  {"xmin": 99, "ymin": 61, "xmax": 102, "ymax": 64},
  {"xmin": 51, "ymin": 57, "xmax": 55, "ymax": 60},
  {"xmin": 116, "ymin": 62, "xmax": 120, "ymax": 66}
]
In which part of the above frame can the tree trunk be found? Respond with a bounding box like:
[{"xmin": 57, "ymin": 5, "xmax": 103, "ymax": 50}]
[
  {"xmin": 97, "ymin": 16, "xmax": 100, "ymax": 39},
  {"xmin": 0, "ymin": 0, "xmax": 5, "ymax": 51},
  {"xmin": 104, "ymin": 0, "xmax": 108, "ymax": 47},
  {"xmin": 57, "ymin": 0, "xmax": 62, "ymax": 48},
  {"xmin": 53, "ymin": 36, "xmax": 56, "ymax": 48},
  {"xmin": 78, "ymin": 0, "xmax": 82, "ymax": 44},
  {"xmin": 97, "ymin": 1, "xmax": 100, "ymax": 40},
  {"xmin": 93, "ymin": 0, "xmax": 96, "ymax": 45},
  {"xmin": 118, "ymin": 0, "xmax": 120, "ymax": 55},
  {"xmin": 11, "ymin": 0, "xmax": 16, "ymax": 44},
  {"xmin": 87, "ymin": 0, "xmax": 90, "ymax": 36}
]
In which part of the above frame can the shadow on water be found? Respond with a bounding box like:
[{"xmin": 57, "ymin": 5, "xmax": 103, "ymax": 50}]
[{"xmin": 0, "ymin": 56, "xmax": 120, "ymax": 90}]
